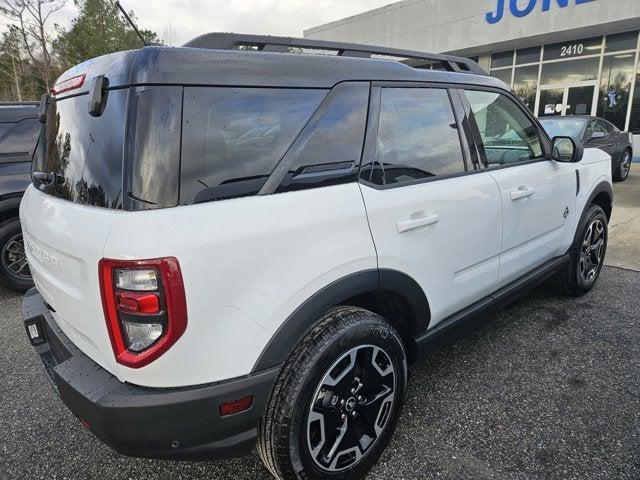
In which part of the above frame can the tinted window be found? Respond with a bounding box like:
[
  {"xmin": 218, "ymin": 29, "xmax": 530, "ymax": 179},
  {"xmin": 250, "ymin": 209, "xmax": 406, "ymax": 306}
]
[
  {"xmin": 597, "ymin": 54, "xmax": 636, "ymax": 130},
  {"xmin": 180, "ymin": 87, "xmax": 326, "ymax": 204},
  {"xmin": 540, "ymin": 57, "xmax": 599, "ymax": 85},
  {"xmin": 586, "ymin": 120, "xmax": 607, "ymax": 137},
  {"xmin": 598, "ymin": 119, "xmax": 616, "ymax": 134},
  {"xmin": 516, "ymin": 46, "xmax": 541, "ymax": 65},
  {"xmin": 275, "ymin": 82, "xmax": 368, "ymax": 193},
  {"xmin": 34, "ymin": 90, "xmax": 127, "ymax": 209},
  {"xmin": 605, "ymin": 31, "xmax": 638, "ymax": 53},
  {"xmin": 129, "ymin": 86, "xmax": 183, "ymax": 209},
  {"xmin": 465, "ymin": 90, "xmax": 544, "ymax": 167},
  {"xmin": 513, "ymin": 65, "xmax": 539, "ymax": 112},
  {"xmin": 491, "ymin": 51, "xmax": 514, "ymax": 69},
  {"xmin": 0, "ymin": 118, "xmax": 40, "ymax": 159},
  {"xmin": 372, "ymin": 88, "xmax": 464, "ymax": 185}
]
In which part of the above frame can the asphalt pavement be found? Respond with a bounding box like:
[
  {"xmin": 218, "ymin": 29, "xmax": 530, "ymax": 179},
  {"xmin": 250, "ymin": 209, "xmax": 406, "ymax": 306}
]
[{"xmin": 2, "ymin": 265, "xmax": 639, "ymax": 479}]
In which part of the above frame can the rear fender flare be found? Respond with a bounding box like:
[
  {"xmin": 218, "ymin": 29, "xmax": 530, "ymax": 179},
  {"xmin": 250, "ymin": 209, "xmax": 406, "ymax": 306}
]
[{"xmin": 251, "ymin": 269, "xmax": 430, "ymax": 372}]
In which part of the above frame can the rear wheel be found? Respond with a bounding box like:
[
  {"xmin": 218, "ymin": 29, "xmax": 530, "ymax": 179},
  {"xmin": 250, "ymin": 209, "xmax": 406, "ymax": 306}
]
[
  {"xmin": 552, "ymin": 205, "xmax": 607, "ymax": 296},
  {"xmin": 613, "ymin": 148, "xmax": 632, "ymax": 182},
  {"xmin": 0, "ymin": 219, "xmax": 33, "ymax": 292},
  {"xmin": 257, "ymin": 307, "xmax": 407, "ymax": 480}
]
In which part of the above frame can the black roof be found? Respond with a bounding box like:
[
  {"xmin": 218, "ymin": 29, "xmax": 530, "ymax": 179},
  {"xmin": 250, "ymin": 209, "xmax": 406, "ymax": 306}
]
[{"xmin": 53, "ymin": 33, "xmax": 508, "ymax": 98}]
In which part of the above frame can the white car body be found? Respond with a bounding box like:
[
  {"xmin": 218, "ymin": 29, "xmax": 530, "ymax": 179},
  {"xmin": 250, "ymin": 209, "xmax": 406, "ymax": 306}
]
[{"xmin": 20, "ymin": 148, "xmax": 611, "ymax": 388}]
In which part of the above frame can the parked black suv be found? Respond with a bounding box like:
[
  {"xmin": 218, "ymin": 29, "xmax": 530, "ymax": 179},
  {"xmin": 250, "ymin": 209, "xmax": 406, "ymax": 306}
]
[{"xmin": 0, "ymin": 102, "xmax": 40, "ymax": 291}]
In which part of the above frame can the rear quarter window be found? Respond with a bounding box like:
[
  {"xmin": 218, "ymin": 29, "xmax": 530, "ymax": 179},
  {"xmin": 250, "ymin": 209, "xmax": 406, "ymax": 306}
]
[{"xmin": 180, "ymin": 87, "xmax": 327, "ymax": 204}]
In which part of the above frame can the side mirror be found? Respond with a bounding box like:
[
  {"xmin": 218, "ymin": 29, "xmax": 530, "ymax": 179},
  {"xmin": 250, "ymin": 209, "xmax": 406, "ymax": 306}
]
[
  {"xmin": 590, "ymin": 131, "xmax": 606, "ymax": 140},
  {"xmin": 552, "ymin": 136, "xmax": 583, "ymax": 163}
]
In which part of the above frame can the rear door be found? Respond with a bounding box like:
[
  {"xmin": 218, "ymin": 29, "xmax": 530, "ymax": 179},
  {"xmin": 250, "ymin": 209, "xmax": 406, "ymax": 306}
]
[
  {"xmin": 359, "ymin": 85, "xmax": 502, "ymax": 328},
  {"xmin": 461, "ymin": 89, "xmax": 576, "ymax": 288}
]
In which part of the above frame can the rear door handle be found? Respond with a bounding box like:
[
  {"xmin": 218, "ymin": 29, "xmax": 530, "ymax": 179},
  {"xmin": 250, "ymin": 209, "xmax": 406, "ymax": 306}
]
[
  {"xmin": 510, "ymin": 186, "xmax": 536, "ymax": 201},
  {"xmin": 397, "ymin": 213, "xmax": 440, "ymax": 233}
]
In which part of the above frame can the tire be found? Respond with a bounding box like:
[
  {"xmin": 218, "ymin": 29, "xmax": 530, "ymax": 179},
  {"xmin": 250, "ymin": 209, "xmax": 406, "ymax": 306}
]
[
  {"xmin": 613, "ymin": 148, "xmax": 632, "ymax": 182},
  {"xmin": 0, "ymin": 218, "xmax": 34, "ymax": 292},
  {"xmin": 257, "ymin": 306, "xmax": 407, "ymax": 480},
  {"xmin": 552, "ymin": 205, "xmax": 607, "ymax": 297}
]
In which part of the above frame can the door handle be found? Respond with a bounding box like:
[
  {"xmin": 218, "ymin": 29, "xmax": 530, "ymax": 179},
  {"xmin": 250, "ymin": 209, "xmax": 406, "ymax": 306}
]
[
  {"xmin": 510, "ymin": 186, "xmax": 536, "ymax": 201},
  {"xmin": 397, "ymin": 213, "xmax": 440, "ymax": 233}
]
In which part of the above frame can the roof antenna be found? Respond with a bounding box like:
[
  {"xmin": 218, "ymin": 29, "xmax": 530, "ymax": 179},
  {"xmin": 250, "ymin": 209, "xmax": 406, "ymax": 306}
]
[{"xmin": 115, "ymin": 1, "xmax": 149, "ymax": 47}]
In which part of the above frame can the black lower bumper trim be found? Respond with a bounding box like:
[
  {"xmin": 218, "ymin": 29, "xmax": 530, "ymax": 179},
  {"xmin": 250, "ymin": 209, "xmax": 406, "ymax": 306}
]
[{"xmin": 22, "ymin": 288, "xmax": 279, "ymax": 460}]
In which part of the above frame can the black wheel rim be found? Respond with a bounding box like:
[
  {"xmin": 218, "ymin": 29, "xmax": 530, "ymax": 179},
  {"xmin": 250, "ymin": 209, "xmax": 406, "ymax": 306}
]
[
  {"xmin": 306, "ymin": 345, "xmax": 395, "ymax": 472},
  {"xmin": 579, "ymin": 218, "xmax": 605, "ymax": 284},
  {"xmin": 621, "ymin": 151, "xmax": 631, "ymax": 178},
  {"xmin": 1, "ymin": 232, "xmax": 31, "ymax": 280}
]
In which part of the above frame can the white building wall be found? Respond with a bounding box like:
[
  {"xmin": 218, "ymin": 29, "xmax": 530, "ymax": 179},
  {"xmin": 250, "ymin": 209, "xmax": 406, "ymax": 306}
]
[{"xmin": 304, "ymin": 0, "xmax": 640, "ymax": 57}]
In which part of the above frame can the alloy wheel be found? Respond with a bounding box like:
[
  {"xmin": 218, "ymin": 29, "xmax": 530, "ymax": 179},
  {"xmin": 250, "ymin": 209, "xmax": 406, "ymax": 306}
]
[
  {"xmin": 1, "ymin": 232, "xmax": 30, "ymax": 280},
  {"xmin": 620, "ymin": 151, "xmax": 632, "ymax": 179},
  {"xmin": 306, "ymin": 345, "xmax": 396, "ymax": 472},
  {"xmin": 579, "ymin": 218, "xmax": 605, "ymax": 284}
]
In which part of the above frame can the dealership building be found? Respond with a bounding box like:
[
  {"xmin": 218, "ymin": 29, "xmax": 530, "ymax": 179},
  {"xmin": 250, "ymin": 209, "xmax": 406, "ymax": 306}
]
[{"xmin": 305, "ymin": 0, "xmax": 640, "ymax": 150}]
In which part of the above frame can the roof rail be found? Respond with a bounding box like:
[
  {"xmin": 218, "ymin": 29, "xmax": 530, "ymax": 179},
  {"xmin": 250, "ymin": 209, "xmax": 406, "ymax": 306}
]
[{"xmin": 183, "ymin": 33, "xmax": 486, "ymax": 76}]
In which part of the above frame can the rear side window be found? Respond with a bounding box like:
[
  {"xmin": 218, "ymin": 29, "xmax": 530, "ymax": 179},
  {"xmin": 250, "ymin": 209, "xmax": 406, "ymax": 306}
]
[
  {"xmin": 464, "ymin": 90, "xmax": 544, "ymax": 167},
  {"xmin": 368, "ymin": 87, "xmax": 465, "ymax": 186},
  {"xmin": 275, "ymin": 82, "xmax": 369, "ymax": 193},
  {"xmin": 180, "ymin": 87, "xmax": 327, "ymax": 204},
  {"xmin": 0, "ymin": 118, "xmax": 40, "ymax": 162}
]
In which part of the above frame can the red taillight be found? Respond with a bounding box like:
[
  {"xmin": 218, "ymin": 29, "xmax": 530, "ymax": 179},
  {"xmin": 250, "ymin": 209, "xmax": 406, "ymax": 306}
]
[
  {"xmin": 50, "ymin": 74, "xmax": 86, "ymax": 95},
  {"xmin": 116, "ymin": 292, "xmax": 161, "ymax": 315},
  {"xmin": 219, "ymin": 396, "xmax": 254, "ymax": 417},
  {"xmin": 99, "ymin": 257, "xmax": 187, "ymax": 369}
]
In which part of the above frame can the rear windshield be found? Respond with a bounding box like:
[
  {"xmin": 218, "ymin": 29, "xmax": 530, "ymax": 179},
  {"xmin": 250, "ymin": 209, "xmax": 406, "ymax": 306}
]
[
  {"xmin": 34, "ymin": 89, "xmax": 127, "ymax": 209},
  {"xmin": 180, "ymin": 87, "xmax": 327, "ymax": 204}
]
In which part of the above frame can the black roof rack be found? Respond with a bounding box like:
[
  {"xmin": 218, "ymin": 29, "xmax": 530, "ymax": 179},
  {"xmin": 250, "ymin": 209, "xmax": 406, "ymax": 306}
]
[{"xmin": 183, "ymin": 33, "xmax": 486, "ymax": 76}]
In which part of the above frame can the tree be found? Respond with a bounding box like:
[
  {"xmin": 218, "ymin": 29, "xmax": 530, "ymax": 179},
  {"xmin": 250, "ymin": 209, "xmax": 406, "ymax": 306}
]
[
  {"xmin": 54, "ymin": 0, "xmax": 160, "ymax": 70},
  {"xmin": 0, "ymin": 0, "xmax": 66, "ymax": 89},
  {"xmin": 0, "ymin": 24, "xmax": 47, "ymax": 101}
]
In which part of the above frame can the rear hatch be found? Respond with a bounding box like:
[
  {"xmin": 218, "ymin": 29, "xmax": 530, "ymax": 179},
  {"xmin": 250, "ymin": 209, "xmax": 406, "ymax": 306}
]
[{"xmin": 21, "ymin": 53, "xmax": 135, "ymax": 376}]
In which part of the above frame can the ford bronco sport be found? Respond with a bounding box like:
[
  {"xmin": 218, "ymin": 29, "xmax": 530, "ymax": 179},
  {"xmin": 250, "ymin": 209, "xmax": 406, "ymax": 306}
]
[{"xmin": 21, "ymin": 34, "xmax": 612, "ymax": 480}]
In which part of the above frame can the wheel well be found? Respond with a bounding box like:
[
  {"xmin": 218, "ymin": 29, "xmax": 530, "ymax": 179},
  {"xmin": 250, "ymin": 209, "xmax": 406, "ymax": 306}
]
[
  {"xmin": 591, "ymin": 191, "xmax": 612, "ymax": 220},
  {"xmin": 0, "ymin": 207, "xmax": 19, "ymax": 226},
  {"xmin": 340, "ymin": 289, "xmax": 424, "ymax": 364}
]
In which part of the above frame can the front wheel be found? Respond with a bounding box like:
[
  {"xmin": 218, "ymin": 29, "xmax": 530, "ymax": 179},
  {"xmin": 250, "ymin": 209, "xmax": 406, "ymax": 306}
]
[
  {"xmin": 552, "ymin": 205, "xmax": 608, "ymax": 296},
  {"xmin": 257, "ymin": 307, "xmax": 407, "ymax": 480}
]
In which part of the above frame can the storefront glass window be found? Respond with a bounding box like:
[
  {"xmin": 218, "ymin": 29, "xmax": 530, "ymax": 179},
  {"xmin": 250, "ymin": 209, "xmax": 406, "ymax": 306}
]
[
  {"xmin": 544, "ymin": 37, "xmax": 602, "ymax": 61},
  {"xmin": 491, "ymin": 68, "xmax": 512, "ymax": 86},
  {"xmin": 597, "ymin": 54, "xmax": 636, "ymax": 129},
  {"xmin": 513, "ymin": 65, "xmax": 539, "ymax": 112},
  {"xmin": 491, "ymin": 51, "xmax": 514, "ymax": 69},
  {"xmin": 516, "ymin": 47, "xmax": 541, "ymax": 65},
  {"xmin": 540, "ymin": 57, "xmax": 599, "ymax": 85},
  {"xmin": 626, "ymin": 69, "xmax": 640, "ymax": 133},
  {"xmin": 605, "ymin": 31, "xmax": 639, "ymax": 53}
]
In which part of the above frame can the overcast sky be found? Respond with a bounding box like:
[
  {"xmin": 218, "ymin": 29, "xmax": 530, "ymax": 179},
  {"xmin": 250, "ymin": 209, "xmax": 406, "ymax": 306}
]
[{"xmin": 5, "ymin": 0, "xmax": 394, "ymax": 46}]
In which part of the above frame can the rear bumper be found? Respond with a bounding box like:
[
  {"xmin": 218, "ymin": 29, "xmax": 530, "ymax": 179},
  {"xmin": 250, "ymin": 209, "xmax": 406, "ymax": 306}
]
[{"xmin": 22, "ymin": 288, "xmax": 279, "ymax": 460}]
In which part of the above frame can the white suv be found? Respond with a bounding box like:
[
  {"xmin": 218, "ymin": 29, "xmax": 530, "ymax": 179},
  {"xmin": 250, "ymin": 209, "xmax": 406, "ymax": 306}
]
[{"xmin": 21, "ymin": 34, "xmax": 612, "ymax": 480}]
